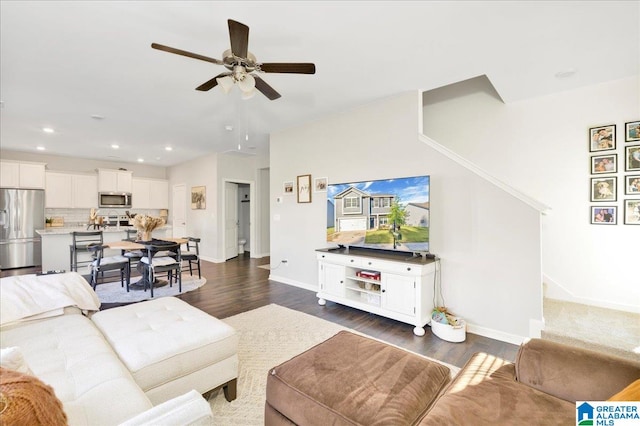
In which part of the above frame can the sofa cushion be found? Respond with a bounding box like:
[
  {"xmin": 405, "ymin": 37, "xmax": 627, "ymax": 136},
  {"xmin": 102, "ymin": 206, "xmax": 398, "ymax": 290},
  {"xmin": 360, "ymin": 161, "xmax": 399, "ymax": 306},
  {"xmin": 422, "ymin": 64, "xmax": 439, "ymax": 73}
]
[
  {"xmin": 266, "ymin": 330, "xmax": 451, "ymax": 425},
  {"xmin": 0, "ymin": 367, "xmax": 67, "ymax": 425},
  {"xmin": 0, "ymin": 346, "xmax": 33, "ymax": 374},
  {"xmin": 0, "ymin": 314, "xmax": 153, "ymax": 425},
  {"xmin": 420, "ymin": 352, "xmax": 575, "ymax": 425}
]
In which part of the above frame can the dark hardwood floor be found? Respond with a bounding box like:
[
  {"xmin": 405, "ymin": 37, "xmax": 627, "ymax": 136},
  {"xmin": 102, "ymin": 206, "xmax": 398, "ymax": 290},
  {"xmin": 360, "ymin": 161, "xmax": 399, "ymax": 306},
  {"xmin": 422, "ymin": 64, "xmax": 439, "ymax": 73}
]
[{"xmin": 1, "ymin": 254, "xmax": 519, "ymax": 368}]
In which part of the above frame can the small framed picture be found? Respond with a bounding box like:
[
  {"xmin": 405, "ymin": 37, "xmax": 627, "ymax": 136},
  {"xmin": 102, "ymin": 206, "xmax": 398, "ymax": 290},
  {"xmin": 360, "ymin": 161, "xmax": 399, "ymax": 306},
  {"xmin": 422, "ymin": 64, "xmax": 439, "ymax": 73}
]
[
  {"xmin": 314, "ymin": 177, "xmax": 328, "ymax": 192},
  {"xmin": 626, "ymin": 145, "xmax": 640, "ymax": 171},
  {"xmin": 624, "ymin": 199, "xmax": 640, "ymax": 225},
  {"xmin": 590, "ymin": 154, "xmax": 617, "ymax": 174},
  {"xmin": 297, "ymin": 174, "xmax": 312, "ymax": 203},
  {"xmin": 283, "ymin": 181, "xmax": 294, "ymax": 195},
  {"xmin": 625, "ymin": 175, "xmax": 640, "ymax": 195},
  {"xmin": 590, "ymin": 177, "xmax": 617, "ymax": 202},
  {"xmin": 591, "ymin": 206, "xmax": 617, "ymax": 225},
  {"xmin": 589, "ymin": 124, "xmax": 616, "ymax": 152},
  {"xmin": 625, "ymin": 120, "xmax": 640, "ymax": 142}
]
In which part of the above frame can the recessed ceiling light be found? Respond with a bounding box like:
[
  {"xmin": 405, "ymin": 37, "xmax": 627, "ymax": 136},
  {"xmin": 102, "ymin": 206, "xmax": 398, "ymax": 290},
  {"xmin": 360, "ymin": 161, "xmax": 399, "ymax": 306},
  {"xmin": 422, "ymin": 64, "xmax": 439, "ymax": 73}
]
[
  {"xmin": 165, "ymin": 146, "xmax": 173, "ymax": 151},
  {"xmin": 137, "ymin": 158, "xmax": 144, "ymax": 163},
  {"xmin": 225, "ymin": 125, "xmax": 233, "ymax": 131},
  {"xmin": 111, "ymin": 144, "xmax": 120, "ymax": 149},
  {"xmin": 36, "ymin": 146, "xmax": 45, "ymax": 151},
  {"xmin": 91, "ymin": 114, "xmax": 105, "ymax": 120},
  {"xmin": 555, "ymin": 68, "xmax": 577, "ymax": 79},
  {"xmin": 42, "ymin": 127, "xmax": 55, "ymax": 133}
]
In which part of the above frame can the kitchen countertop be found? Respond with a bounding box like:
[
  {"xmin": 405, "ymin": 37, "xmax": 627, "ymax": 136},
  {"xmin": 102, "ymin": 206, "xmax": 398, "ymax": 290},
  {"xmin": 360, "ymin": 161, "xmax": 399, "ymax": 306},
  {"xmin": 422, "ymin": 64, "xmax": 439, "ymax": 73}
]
[{"xmin": 36, "ymin": 225, "xmax": 172, "ymax": 236}]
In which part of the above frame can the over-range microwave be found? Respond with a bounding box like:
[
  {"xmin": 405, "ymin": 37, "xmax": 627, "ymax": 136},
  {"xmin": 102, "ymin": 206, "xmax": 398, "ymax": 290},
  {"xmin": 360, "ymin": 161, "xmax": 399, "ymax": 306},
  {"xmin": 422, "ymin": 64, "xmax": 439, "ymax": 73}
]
[{"xmin": 99, "ymin": 192, "xmax": 132, "ymax": 208}]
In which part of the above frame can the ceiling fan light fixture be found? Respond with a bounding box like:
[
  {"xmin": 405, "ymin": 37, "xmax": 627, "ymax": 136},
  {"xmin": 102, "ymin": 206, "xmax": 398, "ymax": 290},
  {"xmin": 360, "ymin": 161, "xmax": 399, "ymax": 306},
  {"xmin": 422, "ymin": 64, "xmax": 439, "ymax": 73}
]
[
  {"xmin": 238, "ymin": 73, "xmax": 256, "ymax": 93},
  {"xmin": 217, "ymin": 75, "xmax": 234, "ymax": 93},
  {"xmin": 241, "ymin": 88, "xmax": 256, "ymax": 100}
]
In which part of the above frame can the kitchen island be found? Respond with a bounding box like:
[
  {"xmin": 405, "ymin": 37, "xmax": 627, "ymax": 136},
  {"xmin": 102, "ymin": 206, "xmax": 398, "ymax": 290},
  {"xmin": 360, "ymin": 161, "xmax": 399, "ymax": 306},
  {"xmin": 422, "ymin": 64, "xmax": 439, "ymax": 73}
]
[{"xmin": 36, "ymin": 226, "xmax": 172, "ymax": 272}]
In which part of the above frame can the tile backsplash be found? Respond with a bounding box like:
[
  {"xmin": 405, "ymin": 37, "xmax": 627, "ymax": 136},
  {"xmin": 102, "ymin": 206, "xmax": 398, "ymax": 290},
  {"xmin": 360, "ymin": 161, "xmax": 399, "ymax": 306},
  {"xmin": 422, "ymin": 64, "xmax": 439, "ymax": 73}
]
[{"xmin": 45, "ymin": 208, "xmax": 163, "ymax": 227}]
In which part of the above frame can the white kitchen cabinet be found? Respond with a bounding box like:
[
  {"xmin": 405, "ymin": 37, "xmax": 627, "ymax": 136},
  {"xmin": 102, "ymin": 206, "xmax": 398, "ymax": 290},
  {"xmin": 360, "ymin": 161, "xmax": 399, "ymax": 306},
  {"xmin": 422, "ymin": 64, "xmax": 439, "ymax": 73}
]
[
  {"xmin": 98, "ymin": 169, "xmax": 133, "ymax": 193},
  {"xmin": 0, "ymin": 161, "xmax": 46, "ymax": 189},
  {"xmin": 45, "ymin": 172, "xmax": 73, "ymax": 208},
  {"xmin": 132, "ymin": 178, "xmax": 169, "ymax": 209},
  {"xmin": 316, "ymin": 248, "xmax": 436, "ymax": 336},
  {"xmin": 72, "ymin": 174, "xmax": 98, "ymax": 208},
  {"xmin": 46, "ymin": 172, "xmax": 98, "ymax": 208}
]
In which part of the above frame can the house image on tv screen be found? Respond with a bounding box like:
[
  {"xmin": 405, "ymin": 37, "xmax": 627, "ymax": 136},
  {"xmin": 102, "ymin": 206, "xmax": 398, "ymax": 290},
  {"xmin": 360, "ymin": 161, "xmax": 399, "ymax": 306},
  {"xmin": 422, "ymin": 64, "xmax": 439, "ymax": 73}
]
[{"xmin": 326, "ymin": 175, "xmax": 430, "ymax": 252}]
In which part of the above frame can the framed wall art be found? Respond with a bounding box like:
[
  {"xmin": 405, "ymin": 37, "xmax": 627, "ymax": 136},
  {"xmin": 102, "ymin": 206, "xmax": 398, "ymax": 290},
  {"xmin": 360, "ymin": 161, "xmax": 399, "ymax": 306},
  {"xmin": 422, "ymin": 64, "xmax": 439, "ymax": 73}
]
[
  {"xmin": 191, "ymin": 186, "xmax": 206, "ymax": 210},
  {"xmin": 591, "ymin": 206, "xmax": 617, "ymax": 225},
  {"xmin": 314, "ymin": 177, "xmax": 328, "ymax": 192},
  {"xmin": 626, "ymin": 145, "xmax": 640, "ymax": 171},
  {"xmin": 625, "ymin": 120, "xmax": 640, "ymax": 142},
  {"xmin": 283, "ymin": 181, "xmax": 294, "ymax": 195},
  {"xmin": 625, "ymin": 175, "xmax": 640, "ymax": 195},
  {"xmin": 590, "ymin": 177, "xmax": 617, "ymax": 202},
  {"xmin": 589, "ymin": 124, "xmax": 615, "ymax": 152},
  {"xmin": 297, "ymin": 174, "xmax": 312, "ymax": 203},
  {"xmin": 590, "ymin": 154, "xmax": 617, "ymax": 174},
  {"xmin": 624, "ymin": 199, "xmax": 640, "ymax": 225}
]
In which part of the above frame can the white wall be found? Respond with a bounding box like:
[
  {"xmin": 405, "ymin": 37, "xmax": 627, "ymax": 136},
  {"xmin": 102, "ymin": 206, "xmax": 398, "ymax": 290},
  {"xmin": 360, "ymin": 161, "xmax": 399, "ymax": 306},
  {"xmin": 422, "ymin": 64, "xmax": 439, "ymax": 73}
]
[
  {"xmin": 423, "ymin": 75, "xmax": 640, "ymax": 313},
  {"xmin": 270, "ymin": 91, "xmax": 544, "ymax": 343}
]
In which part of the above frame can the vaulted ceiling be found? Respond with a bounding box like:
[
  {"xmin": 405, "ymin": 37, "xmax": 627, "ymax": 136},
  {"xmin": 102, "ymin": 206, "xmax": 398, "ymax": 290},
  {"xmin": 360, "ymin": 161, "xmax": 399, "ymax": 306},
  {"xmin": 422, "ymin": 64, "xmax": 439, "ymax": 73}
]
[{"xmin": 1, "ymin": 1, "xmax": 638, "ymax": 166}]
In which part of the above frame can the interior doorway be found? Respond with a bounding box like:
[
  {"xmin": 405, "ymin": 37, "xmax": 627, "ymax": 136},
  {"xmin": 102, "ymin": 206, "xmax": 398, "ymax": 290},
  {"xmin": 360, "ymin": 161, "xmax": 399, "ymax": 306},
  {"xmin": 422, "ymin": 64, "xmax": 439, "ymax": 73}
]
[
  {"xmin": 172, "ymin": 184, "xmax": 187, "ymax": 238},
  {"xmin": 223, "ymin": 180, "xmax": 254, "ymax": 260}
]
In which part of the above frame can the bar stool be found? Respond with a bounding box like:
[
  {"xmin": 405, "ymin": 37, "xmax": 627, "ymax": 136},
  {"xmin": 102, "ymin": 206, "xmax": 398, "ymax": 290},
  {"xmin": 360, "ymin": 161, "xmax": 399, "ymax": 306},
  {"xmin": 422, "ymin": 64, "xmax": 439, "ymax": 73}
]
[{"xmin": 69, "ymin": 231, "xmax": 103, "ymax": 272}]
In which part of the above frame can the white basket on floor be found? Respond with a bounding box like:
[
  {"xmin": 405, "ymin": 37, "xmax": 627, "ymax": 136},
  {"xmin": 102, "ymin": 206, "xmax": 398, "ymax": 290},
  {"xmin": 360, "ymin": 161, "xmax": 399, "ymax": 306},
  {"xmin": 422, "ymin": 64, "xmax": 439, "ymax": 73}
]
[{"xmin": 431, "ymin": 318, "xmax": 466, "ymax": 343}]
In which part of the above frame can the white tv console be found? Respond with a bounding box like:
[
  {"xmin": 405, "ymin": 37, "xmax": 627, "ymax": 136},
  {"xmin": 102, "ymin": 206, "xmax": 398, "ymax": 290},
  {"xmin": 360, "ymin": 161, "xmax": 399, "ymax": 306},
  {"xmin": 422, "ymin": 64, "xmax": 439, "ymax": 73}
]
[{"xmin": 316, "ymin": 247, "xmax": 436, "ymax": 336}]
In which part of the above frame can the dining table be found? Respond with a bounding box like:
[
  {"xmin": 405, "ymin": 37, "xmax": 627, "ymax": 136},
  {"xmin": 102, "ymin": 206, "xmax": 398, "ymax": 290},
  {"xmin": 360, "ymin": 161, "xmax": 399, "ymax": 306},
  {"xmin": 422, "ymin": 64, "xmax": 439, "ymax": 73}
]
[{"xmin": 106, "ymin": 237, "xmax": 188, "ymax": 291}]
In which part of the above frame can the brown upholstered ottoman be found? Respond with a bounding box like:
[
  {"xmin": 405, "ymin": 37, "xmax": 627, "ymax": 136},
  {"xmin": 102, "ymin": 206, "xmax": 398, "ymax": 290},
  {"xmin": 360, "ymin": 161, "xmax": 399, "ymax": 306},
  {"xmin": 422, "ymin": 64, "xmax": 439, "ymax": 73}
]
[{"xmin": 265, "ymin": 330, "xmax": 451, "ymax": 426}]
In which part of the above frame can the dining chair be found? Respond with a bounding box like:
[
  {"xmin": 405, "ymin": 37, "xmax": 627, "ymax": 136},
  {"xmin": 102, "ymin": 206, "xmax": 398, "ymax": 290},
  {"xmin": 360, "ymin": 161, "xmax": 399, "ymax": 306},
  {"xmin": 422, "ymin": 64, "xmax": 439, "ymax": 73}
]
[
  {"xmin": 87, "ymin": 243, "xmax": 130, "ymax": 290},
  {"xmin": 181, "ymin": 237, "xmax": 201, "ymax": 279},
  {"xmin": 140, "ymin": 242, "xmax": 182, "ymax": 298},
  {"xmin": 70, "ymin": 231, "xmax": 103, "ymax": 272},
  {"xmin": 122, "ymin": 229, "xmax": 144, "ymax": 285}
]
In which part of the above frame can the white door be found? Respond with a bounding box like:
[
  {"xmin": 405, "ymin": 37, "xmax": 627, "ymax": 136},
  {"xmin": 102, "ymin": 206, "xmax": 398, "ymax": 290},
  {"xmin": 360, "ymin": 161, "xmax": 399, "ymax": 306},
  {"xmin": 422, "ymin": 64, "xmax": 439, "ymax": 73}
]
[
  {"xmin": 225, "ymin": 182, "xmax": 239, "ymax": 260},
  {"xmin": 382, "ymin": 273, "xmax": 415, "ymax": 316},
  {"xmin": 172, "ymin": 184, "xmax": 187, "ymax": 238}
]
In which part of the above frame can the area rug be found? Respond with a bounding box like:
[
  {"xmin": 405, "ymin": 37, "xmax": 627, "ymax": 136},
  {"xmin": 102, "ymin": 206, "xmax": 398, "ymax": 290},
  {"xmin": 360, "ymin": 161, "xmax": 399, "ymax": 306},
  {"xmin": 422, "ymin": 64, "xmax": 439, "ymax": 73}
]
[
  {"xmin": 94, "ymin": 274, "xmax": 206, "ymax": 304},
  {"xmin": 208, "ymin": 304, "xmax": 459, "ymax": 425}
]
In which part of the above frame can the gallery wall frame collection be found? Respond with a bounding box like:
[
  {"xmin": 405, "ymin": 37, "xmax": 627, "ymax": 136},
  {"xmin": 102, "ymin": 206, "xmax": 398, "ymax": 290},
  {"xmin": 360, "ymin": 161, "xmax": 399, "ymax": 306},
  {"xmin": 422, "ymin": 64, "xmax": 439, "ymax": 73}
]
[{"xmin": 589, "ymin": 120, "xmax": 640, "ymax": 225}]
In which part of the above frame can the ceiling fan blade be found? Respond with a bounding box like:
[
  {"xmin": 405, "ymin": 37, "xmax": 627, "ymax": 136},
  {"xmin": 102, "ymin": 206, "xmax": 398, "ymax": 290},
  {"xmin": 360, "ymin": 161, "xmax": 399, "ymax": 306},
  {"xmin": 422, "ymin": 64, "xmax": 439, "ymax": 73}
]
[
  {"xmin": 259, "ymin": 63, "xmax": 316, "ymax": 74},
  {"xmin": 228, "ymin": 19, "xmax": 249, "ymax": 58},
  {"xmin": 151, "ymin": 43, "xmax": 223, "ymax": 65},
  {"xmin": 195, "ymin": 72, "xmax": 231, "ymax": 91},
  {"xmin": 253, "ymin": 76, "xmax": 281, "ymax": 100}
]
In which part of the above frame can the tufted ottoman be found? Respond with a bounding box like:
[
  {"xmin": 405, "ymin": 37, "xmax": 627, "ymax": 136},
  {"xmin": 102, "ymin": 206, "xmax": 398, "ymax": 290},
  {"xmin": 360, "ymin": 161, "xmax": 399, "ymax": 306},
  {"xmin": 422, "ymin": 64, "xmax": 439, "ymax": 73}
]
[
  {"xmin": 91, "ymin": 297, "xmax": 238, "ymax": 405},
  {"xmin": 265, "ymin": 330, "xmax": 451, "ymax": 425}
]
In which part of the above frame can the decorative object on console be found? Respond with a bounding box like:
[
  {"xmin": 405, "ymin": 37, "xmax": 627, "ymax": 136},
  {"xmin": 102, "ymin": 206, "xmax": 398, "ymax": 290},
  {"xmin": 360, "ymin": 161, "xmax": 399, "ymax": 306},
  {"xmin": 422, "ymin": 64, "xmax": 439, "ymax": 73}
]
[
  {"xmin": 296, "ymin": 174, "xmax": 311, "ymax": 203},
  {"xmin": 625, "ymin": 120, "xmax": 640, "ymax": 142},
  {"xmin": 132, "ymin": 214, "xmax": 165, "ymax": 241},
  {"xmin": 191, "ymin": 186, "xmax": 206, "ymax": 210},
  {"xmin": 589, "ymin": 124, "xmax": 616, "ymax": 152}
]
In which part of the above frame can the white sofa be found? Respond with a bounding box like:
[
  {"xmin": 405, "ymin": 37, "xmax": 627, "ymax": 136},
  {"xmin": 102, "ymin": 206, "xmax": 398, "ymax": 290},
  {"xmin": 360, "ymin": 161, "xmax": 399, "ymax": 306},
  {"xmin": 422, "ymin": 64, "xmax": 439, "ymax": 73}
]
[{"xmin": 0, "ymin": 272, "xmax": 236, "ymax": 425}]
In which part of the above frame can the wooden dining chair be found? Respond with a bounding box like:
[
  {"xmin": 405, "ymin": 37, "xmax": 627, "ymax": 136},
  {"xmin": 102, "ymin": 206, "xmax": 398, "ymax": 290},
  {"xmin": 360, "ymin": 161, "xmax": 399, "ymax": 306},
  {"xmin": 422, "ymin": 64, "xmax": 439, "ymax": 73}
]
[
  {"xmin": 181, "ymin": 237, "xmax": 201, "ymax": 279},
  {"xmin": 87, "ymin": 243, "xmax": 130, "ymax": 290},
  {"xmin": 140, "ymin": 242, "xmax": 182, "ymax": 298},
  {"xmin": 70, "ymin": 231, "xmax": 103, "ymax": 272}
]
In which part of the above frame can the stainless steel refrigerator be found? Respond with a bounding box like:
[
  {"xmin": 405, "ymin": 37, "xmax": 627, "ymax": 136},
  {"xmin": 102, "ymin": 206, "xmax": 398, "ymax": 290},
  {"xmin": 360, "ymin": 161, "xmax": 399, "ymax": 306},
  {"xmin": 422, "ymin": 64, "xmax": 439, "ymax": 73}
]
[{"xmin": 0, "ymin": 188, "xmax": 45, "ymax": 269}]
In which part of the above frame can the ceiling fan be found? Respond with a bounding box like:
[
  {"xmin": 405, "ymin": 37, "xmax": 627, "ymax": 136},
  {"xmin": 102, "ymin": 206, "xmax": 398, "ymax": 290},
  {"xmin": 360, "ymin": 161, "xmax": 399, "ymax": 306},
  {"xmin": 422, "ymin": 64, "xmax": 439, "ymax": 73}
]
[{"xmin": 151, "ymin": 19, "xmax": 316, "ymax": 100}]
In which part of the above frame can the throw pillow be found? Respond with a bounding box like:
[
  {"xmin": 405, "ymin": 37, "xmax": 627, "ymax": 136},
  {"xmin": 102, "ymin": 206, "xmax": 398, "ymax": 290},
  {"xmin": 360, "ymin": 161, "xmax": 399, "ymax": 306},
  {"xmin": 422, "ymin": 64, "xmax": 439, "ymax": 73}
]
[
  {"xmin": 0, "ymin": 347, "xmax": 33, "ymax": 375},
  {"xmin": 0, "ymin": 367, "xmax": 67, "ymax": 425},
  {"xmin": 608, "ymin": 379, "xmax": 640, "ymax": 401}
]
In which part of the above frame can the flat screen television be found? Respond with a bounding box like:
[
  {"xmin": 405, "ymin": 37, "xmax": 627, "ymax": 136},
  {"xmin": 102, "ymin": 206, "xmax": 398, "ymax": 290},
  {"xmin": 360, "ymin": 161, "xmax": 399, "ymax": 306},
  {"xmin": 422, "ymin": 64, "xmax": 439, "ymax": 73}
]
[{"xmin": 326, "ymin": 175, "xmax": 430, "ymax": 254}]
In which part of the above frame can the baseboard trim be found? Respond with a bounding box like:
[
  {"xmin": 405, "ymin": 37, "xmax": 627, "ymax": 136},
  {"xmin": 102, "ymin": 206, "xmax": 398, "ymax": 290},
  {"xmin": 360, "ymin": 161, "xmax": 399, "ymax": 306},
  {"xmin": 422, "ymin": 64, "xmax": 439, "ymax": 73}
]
[
  {"xmin": 269, "ymin": 275, "xmax": 317, "ymax": 292},
  {"xmin": 465, "ymin": 323, "xmax": 527, "ymax": 346},
  {"xmin": 544, "ymin": 274, "xmax": 640, "ymax": 314}
]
